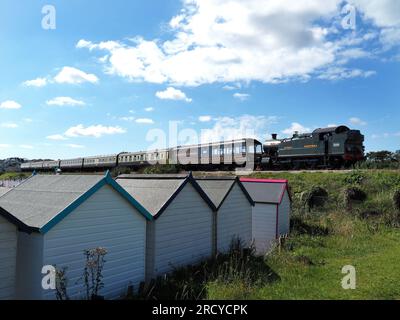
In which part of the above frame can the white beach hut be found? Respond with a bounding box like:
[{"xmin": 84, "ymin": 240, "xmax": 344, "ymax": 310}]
[
  {"xmin": 0, "ymin": 172, "xmax": 152, "ymax": 300},
  {"xmin": 195, "ymin": 176, "xmax": 254, "ymax": 254},
  {"xmin": 240, "ymin": 178, "xmax": 291, "ymax": 255},
  {"xmin": 116, "ymin": 173, "xmax": 216, "ymax": 281}
]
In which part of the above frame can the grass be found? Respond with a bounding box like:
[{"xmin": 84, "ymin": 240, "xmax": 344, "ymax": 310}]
[
  {"xmin": 137, "ymin": 169, "xmax": 400, "ymax": 300},
  {"xmin": 208, "ymin": 213, "xmax": 400, "ymax": 300},
  {"xmin": 0, "ymin": 172, "xmax": 30, "ymax": 180}
]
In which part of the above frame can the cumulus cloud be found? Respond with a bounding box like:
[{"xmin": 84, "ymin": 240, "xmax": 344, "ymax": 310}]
[
  {"xmin": 23, "ymin": 77, "xmax": 48, "ymax": 87},
  {"xmin": 64, "ymin": 124, "xmax": 126, "ymax": 138},
  {"xmin": 145, "ymin": 107, "xmax": 154, "ymax": 112},
  {"xmin": 54, "ymin": 67, "xmax": 99, "ymax": 84},
  {"xmin": 200, "ymin": 115, "xmax": 277, "ymax": 143},
  {"xmin": 155, "ymin": 87, "xmax": 192, "ymax": 102},
  {"xmin": 0, "ymin": 144, "xmax": 10, "ymax": 148},
  {"xmin": 199, "ymin": 115, "xmax": 212, "ymax": 122},
  {"xmin": 0, "ymin": 100, "xmax": 21, "ymax": 109},
  {"xmin": 349, "ymin": 117, "xmax": 367, "ymax": 126},
  {"xmin": 75, "ymin": 0, "xmax": 400, "ymax": 86},
  {"xmin": 352, "ymin": 0, "xmax": 400, "ymax": 48},
  {"xmin": 282, "ymin": 122, "xmax": 311, "ymax": 135},
  {"xmin": 46, "ymin": 97, "xmax": 86, "ymax": 107}
]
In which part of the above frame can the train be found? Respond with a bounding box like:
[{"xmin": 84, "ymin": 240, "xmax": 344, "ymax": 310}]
[
  {"xmin": 21, "ymin": 125, "xmax": 365, "ymax": 172},
  {"xmin": 263, "ymin": 125, "xmax": 365, "ymax": 169}
]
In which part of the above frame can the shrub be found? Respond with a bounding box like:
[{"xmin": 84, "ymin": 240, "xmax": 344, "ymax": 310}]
[
  {"xmin": 301, "ymin": 186, "xmax": 328, "ymax": 211},
  {"xmin": 344, "ymin": 187, "xmax": 367, "ymax": 211},
  {"xmin": 343, "ymin": 171, "xmax": 365, "ymax": 186}
]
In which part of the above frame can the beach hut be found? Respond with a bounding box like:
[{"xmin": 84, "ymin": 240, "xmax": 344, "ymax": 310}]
[
  {"xmin": 240, "ymin": 178, "xmax": 291, "ymax": 255},
  {"xmin": 0, "ymin": 172, "xmax": 152, "ymax": 300},
  {"xmin": 195, "ymin": 176, "xmax": 254, "ymax": 254},
  {"xmin": 116, "ymin": 173, "xmax": 215, "ymax": 281},
  {"xmin": 0, "ymin": 201, "xmax": 28, "ymax": 300}
]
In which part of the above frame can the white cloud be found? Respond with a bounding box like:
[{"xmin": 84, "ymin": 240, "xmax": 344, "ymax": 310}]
[
  {"xmin": 65, "ymin": 143, "xmax": 85, "ymax": 149},
  {"xmin": 54, "ymin": 67, "xmax": 99, "ymax": 84},
  {"xmin": 0, "ymin": 100, "xmax": 21, "ymax": 109},
  {"xmin": 200, "ymin": 115, "xmax": 277, "ymax": 143},
  {"xmin": 23, "ymin": 77, "xmax": 48, "ymax": 87},
  {"xmin": 23, "ymin": 118, "xmax": 33, "ymax": 123},
  {"xmin": 145, "ymin": 107, "xmax": 154, "ymax": 112},
  {"xmin": 319, "ymin": 67, "xmax": 376, "ymax": 80},
  {"xmin": 1, "ymin": 123, "xmax": 18, "ymax": 128},
  {"xmin": 46, "ymin": 134, "xmax": 68, "ymax": 141},
  {"xmin": 77, "ymin": 0, "xmax": 397, "ymax": 86},
  {"xmin": 349, "ymin": 117, "xmax": 367, "ymax": 126},
  {"xmin": 64, "ymin": 124, "xmax": 126, "ymax": 138},
  {"xmin": 199, "ymin": 115, "xmax": 212, "ymax": 122},
  {"xmin": 0, "ymin": 144, "xmax": 10, "ymax": 148},
  {"xmin": 352, "ymin": 0, "xmax": 400, "ymax": 47},
  {"xmin": 46, "ymin": 96, "xmax": 86, "ymax": 107},
  {"xmin": 155, "ymin": 87, "xmax": 192, "ymax": 102},
  {"xmin": 135, "ymin": 118, "xmax": 154, "ymax": 124},
  {"xmin": 233, "ymin": 93, "xmax": 250, "ymax": 101},
  {"xmin": 282, "ymin": 122, "xmax": 311, "ymax": 135}
]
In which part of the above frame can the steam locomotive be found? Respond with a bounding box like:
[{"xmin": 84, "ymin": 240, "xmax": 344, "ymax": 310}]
[
  {"xmin": 263, "ymin": 125, "xmax": 365, "ymax": 169},
  {"xmin": 21, "ymin": 126, "xmax": 364, "ymax": 172}
]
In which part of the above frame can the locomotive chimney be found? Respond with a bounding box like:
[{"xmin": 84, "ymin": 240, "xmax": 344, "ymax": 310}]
[{"xmin": 272, "ymin": 133, "xmax": 278, "ymax": 140}]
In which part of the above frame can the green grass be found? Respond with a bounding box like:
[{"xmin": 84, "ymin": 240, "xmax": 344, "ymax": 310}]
[
  {"xmin": 207, "ymin": 214, "xmax": 400, "ymax": 300},
  {"xmin": 0, "ymin": 172, "xmax": 30, "ymax": 180},
  {"xmin": 206, "ymin": 169, "xmax": 400, "ymax": 300}
]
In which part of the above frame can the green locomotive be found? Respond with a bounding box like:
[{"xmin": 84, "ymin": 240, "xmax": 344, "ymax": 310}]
[{"xmin": 263, "ymin": 125, "xmax": 365, "ymax": 169}]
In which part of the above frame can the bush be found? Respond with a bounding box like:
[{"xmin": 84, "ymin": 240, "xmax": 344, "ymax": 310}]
[
  {"xmin": 301, "ymin": 186, "xmax": 328, "ymax": 210},
  {"xmin": 344, "ymin": 187, "xmax": 367, "ymax": 202},
  {"xmin": 343, "ymin": 171, "xmax": 365, "ymax": 185}
]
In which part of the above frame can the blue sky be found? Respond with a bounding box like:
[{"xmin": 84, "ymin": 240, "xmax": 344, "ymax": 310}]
[{"xmin": 1, "ymin": 0, "xmax": 399, "ymax": 159}]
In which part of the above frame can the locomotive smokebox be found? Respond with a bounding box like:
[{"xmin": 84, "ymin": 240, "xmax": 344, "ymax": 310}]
[{"xmin": 272, "ymin": 134, "xmax": 278, "ymax": 140}]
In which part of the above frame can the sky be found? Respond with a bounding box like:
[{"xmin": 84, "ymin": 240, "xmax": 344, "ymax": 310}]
[{"xmin": 0, "ymin": 0, "xmax": 399, "ymax": 160}]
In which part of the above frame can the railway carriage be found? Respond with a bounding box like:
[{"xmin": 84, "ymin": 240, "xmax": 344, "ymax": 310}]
[
  {"xmin": 59, "ymin": 158, "xmax": 84, "ymax": 171},
  {"xmin": 118, "ymin": 149, "xmax": 169, "ymax": 168},
  {"xmin": 83, "ymin": 154, "xmax": 118, "ymax": 169},
  {"xmin": 169, "ymin": 138, "xmax": 263, "ymax": 170},
  {"xmin": 42, "ymin": 160, "xmax": 60, "ymax": 170}
]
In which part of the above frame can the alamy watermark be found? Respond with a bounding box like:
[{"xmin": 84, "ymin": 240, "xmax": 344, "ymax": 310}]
[
  {"xmin": 341, "ymin": 265, "xmax": 356, "ymax": 290},
  {"xmin": 341, "ymin": 3, "xmax": 356, "ymax": 30},
  {"xmin": 42, "ymin": 5, "xmax": 56, "ymax": 30}
]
